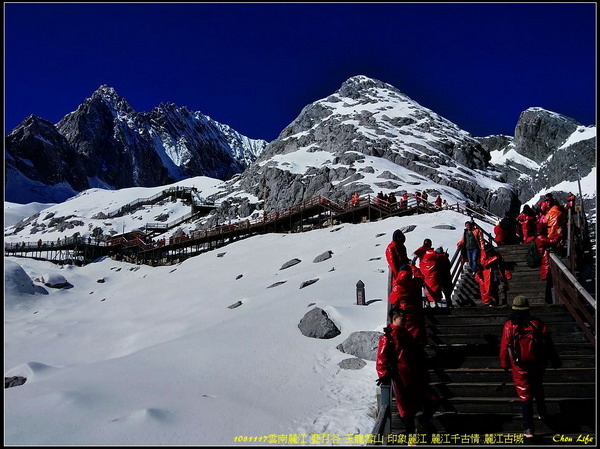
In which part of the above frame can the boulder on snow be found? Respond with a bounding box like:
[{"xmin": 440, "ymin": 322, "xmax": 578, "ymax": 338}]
[
  {"xmin": 432, "ymin": 224, "xmax": 456, "ymax": 230},
  {"xmin": 4, "ymin": 259, "xmax": 36, "ymax": 296},
  {"xmin": 267, "ymin": 280, "xmax": 287, "ymax": 288},
  {"xmin": 299, "ymin": 279, "xmax": 319, "ymax": 289},
  {"xmin": 313, "ymin": 250, "xmax": 333, "ymax": 263},
  {"xmin": 298, "ymin": 307, "xmax": 341, "ymax": 339},
  {"xmin": 5, "ymin": 376, "xmax": 27, "ymax": 389},
  {"xmin": 280, "ymin": 258, "xmax": 302, "ymax": 270},
  {"xmin": 40, "ymin": 273, "xmax": 70, "ymax": 288},
  {"xmin": 336, "ymin": 331, "xmax": 383, "ymax": 361},
  {"xmin": 338, "ymin": 358, "xmax": 366, "ymax": 370},
  {"xmin": 4, "ymin": 376, "xmax": 27, "ymax": 389}
]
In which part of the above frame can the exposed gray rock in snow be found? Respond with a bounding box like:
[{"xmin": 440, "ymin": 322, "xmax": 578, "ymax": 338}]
[
  {"xmin": 267, "ymin": 281, "xmax": 287, "ymax": 288},
  {"xmin": 280, "ymin": 258, "xmax": 301, "ymax": 270},
  {"xmin": 5, "ymin": 376, "xmax": 27, "ymax": 389},
  {"xmin": 336, "ymin": 331, "xmax": 383, "ymax": 361},
  {"xmin": 299, "ymin": 279, "xmax": 319, "ymax": 289},
  {"xmin": 298, "ymin": 307, "xmax": 341, "ymax": 339},
  {"xmin": 338, "ymin": 358, "xmax": 367, "ymax": 370},
  {"xmin": 313, "ymin": 250, "xmax": 333, "ymax": 263}
]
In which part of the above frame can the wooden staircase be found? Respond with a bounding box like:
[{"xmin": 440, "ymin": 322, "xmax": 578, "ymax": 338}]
[
  {"xmin": 385, "ymin": 245, "xmax": 596, "ymax": 443},
  {"xmin": 386, "ymin": 305, "xmax": 596, "ymax": 443},
  {"xmin": 495, "ymin": 244, "xmax": 549, "ymax": 305}
]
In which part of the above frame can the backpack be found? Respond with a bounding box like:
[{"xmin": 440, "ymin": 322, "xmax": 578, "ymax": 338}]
[
  {"xmin": 509, "ymin": 320, "xmax": 546, "ymax": 365},
  {"xmin": 525, "ymin": 242, "xmax": 541, "ymax": 268}
]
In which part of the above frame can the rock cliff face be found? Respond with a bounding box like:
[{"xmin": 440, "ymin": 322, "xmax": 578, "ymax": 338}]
[
  {"xmin": 479, "ymin": 107, "xmax": 596, "ymax": 206},
  {"xmin": 210, "ymin": 75, "xmax": 519, "ymax": 219},
  {"xmin": 5, "ymin": 85, "xmax": 267, "ymax": 204},
  {"xmin": 5, "ymin": 115, "xmax": 88, "ymax": 191},
  {"xmin": 514, "ymin": 108, "xmax": 581, "ymax": 163}
]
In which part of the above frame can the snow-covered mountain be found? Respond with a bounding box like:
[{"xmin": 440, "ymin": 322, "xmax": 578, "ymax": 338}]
[
  {"xmin": 5, "ymin": 85, "xmax": 268, "ymax": 204},
  {"xmin": 202, "ymin": 75, "xmax": 518, "ymax": 223}
]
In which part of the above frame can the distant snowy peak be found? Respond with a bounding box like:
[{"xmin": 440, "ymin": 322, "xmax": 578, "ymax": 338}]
[
  {"xmin": 143, "ymin": 102, "xmax": 267, "ymax": 171},
  {"xmin": 5, "ymin": 85, "xmax": 268, "ymax": 204}
]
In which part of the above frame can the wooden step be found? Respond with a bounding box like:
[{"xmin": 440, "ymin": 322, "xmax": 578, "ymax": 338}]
[
  {"xmin": 426, "ymin": 322, "xmax": 582, "ymax": 335},
  {"xmin": 441, "ymin": 397, "xmax": 595, "ymax": 415},
  {"xmin": 427, "ymin": 332, "xmax": 587, "ymax": 345},
  {"xmin": 446, "ymin": 304, "xmax": 567, "ymax": 315},
  {"xmin": 428, "ymin": 367, "xmax": 596, "ymax": 383},
  {"xmin": 426, "ymin": 313, "xmax": 576, "ymax": 325},
  {"xmin": 425, "ymin": 341, "xmax": 593, "ymax": 358},
  {"xmin": 431, "ymin": 382, "xmax": 595, "ymax": 399},
  {"xmin": 426, "ymin": 353, "xmax": 595, "ymax": 369},
  {"xmin": 426, "ymin": 411, "xmax": 597, "ymax": 435}
]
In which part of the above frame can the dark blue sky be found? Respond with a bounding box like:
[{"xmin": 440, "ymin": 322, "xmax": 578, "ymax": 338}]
[{"xmin": 4, "ymin": 3, "xmax": 596, "ymax": 141}]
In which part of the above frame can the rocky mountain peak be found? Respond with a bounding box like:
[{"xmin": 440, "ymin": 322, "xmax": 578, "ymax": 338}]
[
  {"xmin": 336, "ymin": 75, "xmax": 413, "ymax": 105},
  {"xmin": 9, "ymin": 114, "xmax": 57, "ymax": 137},
  {"xmin": 83, "ymin": 84, "xmax": 135, "ymax": 117},
  {"xmin": 514, "ymin": 107, "xmax": 581, "ymax": 164}
]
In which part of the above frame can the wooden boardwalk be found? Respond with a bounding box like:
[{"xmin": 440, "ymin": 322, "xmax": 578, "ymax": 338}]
[{"xmin": 6, "ymin": 193, "xmax": 481, "ymax": 266}]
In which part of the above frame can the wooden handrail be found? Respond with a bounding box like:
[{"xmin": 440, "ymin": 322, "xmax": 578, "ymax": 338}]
[{"xmin": 549, "ymin": 252, "xmax": 596, "ymax": 346}]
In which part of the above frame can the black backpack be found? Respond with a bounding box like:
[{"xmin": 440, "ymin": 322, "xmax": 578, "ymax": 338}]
[{"xmin": 525, "ymin": 242, "xmax": 541, "ymax": 268}]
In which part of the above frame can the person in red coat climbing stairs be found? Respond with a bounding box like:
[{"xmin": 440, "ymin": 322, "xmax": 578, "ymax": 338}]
[
  {"xmin": 499, "ymin": 296, "xmax": 561, "ymax": 439},
  {"xmin": 376, "ymin": 307, "xmax": 440, "ymax": 437}
]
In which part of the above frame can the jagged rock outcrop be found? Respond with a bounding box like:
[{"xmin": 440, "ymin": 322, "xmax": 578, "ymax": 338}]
[
  {"xmin": 479, "ymin": 108, "xmax": 596, "ymax": 207},
  {"xmin": 5, "ymin": 115, "xmax": 89, "ymax": 202},
  {"xmin": 514, "ymin": 108, "xmax": 581, "ymax": 164}
]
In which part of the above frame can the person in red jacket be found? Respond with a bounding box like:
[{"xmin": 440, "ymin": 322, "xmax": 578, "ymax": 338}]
[
  {"xmin": 376, "ymin": 307, "xmax": 440, "ymax": 436},
  {"xmin": 388, "ymin": 264, "xmax": 427, "ymax": 345},
  {"xmin": 517, "ymin": 205, "xmax": 537, "ymax": 244},
  {"xmin": 565, "ymin": 192, "xmax": 577, "ymax": 210},
  {"xmin": 386, "ymin": 229, "xmax": 409, "ymax": 279},
  {"xmin": 493, "ymin": 220, "xmax": 505, "ymax": 245},
  {"xmin": 534, "ymin": 222, "xmax": 562, "ymax": 304},
  {"xmin": 399, "ymin": 192, "xmax": 409, "ymax": 210},
  {"xmin": 413, "ymin": 239, "xmax": 443, "ymax": 307},
  {"xmin": 433, "ymin": 247, "xmax": 453, "ymax": 307},
  {"xmin": 414, "ymin": 191, "xmax": 422, "ymax": 206},
  {"xmin": 474, "ymin": 244, "xmax": 510, "ymax": 306},
  {"xmin": 534, "ymin": 223, "xmax": 561, "ymax": 281},
  {"xmin": 544, "ymin": 200, "xmax": 567, "ymax": 247},
  {"xmin": 434, "ymin": 194, "xmax": 442, "ymax": 209},
  {"xmin": 499, "ymin": 296, "xmax": 561, "ymax": 438},
  {"xmin": 538, "ymin": 193, "xmax": 554, "ymax": 216}
]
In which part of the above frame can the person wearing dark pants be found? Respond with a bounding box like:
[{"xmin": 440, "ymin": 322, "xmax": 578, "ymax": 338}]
[{"xmin": 499, "ymin": 296, "xmax": 561, "ymax": 438}]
